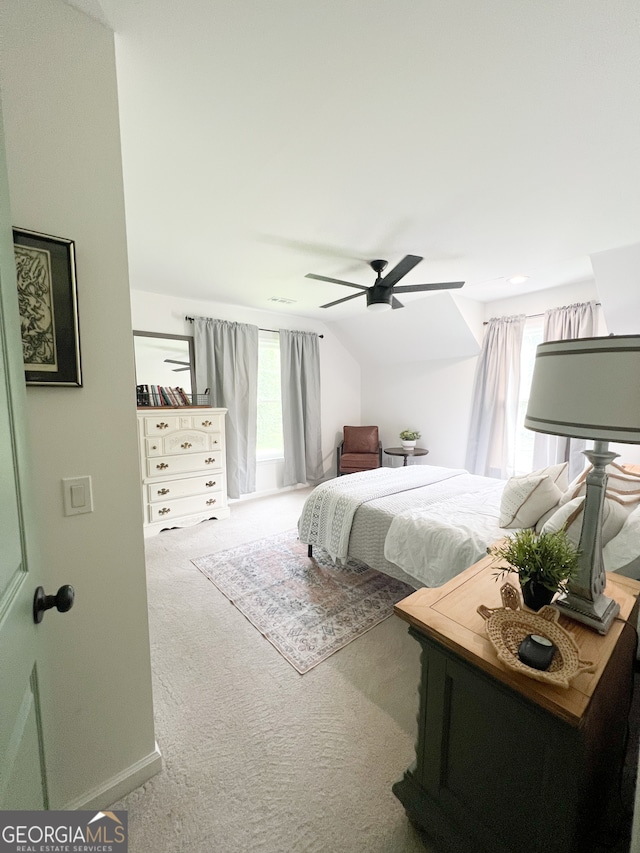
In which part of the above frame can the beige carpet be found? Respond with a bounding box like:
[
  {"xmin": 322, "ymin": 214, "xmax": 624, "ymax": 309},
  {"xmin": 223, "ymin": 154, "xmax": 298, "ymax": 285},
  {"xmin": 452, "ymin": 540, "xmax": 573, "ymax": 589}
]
[{"xmin": 112, "ymin": 488, "xmax": 433, "ymax": 853}]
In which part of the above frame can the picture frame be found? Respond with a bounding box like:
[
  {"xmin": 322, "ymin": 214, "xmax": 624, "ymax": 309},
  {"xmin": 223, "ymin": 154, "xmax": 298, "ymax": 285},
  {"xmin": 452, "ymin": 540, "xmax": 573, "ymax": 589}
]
[{"xmin": 13, "ymin": 227, "xmax": 82, "ymax": 386}]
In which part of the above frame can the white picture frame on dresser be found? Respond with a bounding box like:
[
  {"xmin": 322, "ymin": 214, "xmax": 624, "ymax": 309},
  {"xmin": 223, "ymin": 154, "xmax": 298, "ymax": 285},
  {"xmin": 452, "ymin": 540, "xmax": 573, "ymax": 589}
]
[{"xmin": 137, "ymin": 407, "xmax": 230, "ymax": 536}]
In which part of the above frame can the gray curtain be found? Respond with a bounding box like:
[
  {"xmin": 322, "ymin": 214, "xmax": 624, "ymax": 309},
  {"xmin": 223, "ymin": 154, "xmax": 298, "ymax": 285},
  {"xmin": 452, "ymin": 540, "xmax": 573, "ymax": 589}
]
[
  {"xmin": 532, "ymin": 301, "xmax": 597, "ymax": 480},
  {"xmin": 280, "ymin": 329, "xmax": 324, "ymax": 486},
  {"xmin": 193, "ymin": 317, "xmax": 259, "ymax": 499},
  {"xmin": 465, "ymin": 315, "xmax": 526, "ymax": 479}
]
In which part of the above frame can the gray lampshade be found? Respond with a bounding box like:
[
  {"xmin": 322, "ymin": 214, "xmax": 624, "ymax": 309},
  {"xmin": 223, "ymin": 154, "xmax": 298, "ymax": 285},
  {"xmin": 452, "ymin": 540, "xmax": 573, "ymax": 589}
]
[{"xmin": 525, "ymin": 335, "xmax": 640, "ymax": 443}]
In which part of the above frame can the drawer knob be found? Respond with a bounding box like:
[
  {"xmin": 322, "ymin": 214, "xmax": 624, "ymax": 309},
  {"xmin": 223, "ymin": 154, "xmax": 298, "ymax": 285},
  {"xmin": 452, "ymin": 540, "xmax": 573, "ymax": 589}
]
[
  {"xmin": 205, "ymin": 481, "xmax": 216, "ymax": 488},
  {"xmin": 206, "ymin": 498, "xmax": 217, "ymax": 506},
  {"xmin": 158, "ymin": 488, "xmax": 170, "ymax": 495},
  {"xmin": 151, "ymin": 445, "xmax": 158, "ymax": 450},
  {"xmin": 205, "ymin": 457, "xmax": 216, "ymax": 464},
  {"xmin": 156, "ymin": 462, "xmax": 169, "ymax": 470},
  {"xmin": 202, "ymin": 420, "xmax": 212, "ymax": 427},
  {"xmin": 181, "ymin": 442, "xmax": 193, "ymax": 449},
  {"xmin": 157, "ymin": 422, "xmax": 169, "ymax": 430},
  {"xmin": 159, "ymin": 507, "xmax": 171, "ymax": 516}
]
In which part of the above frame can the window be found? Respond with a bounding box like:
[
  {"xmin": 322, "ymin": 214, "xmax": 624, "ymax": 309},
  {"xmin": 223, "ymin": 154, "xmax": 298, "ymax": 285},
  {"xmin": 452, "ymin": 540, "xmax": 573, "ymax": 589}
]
[
  {"xmin": 513, "ymin": 316, "xmax": 544, "ymax": 475},
  {"xmin": 256, "ymin": 331, "xmax": 284, "ymax": 460}
]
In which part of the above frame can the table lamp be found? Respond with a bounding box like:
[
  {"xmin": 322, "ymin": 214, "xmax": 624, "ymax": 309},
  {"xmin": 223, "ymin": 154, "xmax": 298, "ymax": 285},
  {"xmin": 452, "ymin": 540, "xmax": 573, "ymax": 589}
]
[{"xmin": 524, "ymin": 334, "xmax": 640, "ymax": 634}]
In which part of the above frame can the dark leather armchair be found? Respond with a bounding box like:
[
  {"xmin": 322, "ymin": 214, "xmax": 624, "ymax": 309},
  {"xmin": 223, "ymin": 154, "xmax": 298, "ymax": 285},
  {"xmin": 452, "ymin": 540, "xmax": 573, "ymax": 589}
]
[{"xmin": 337, "ymin": 425, "xmax": 383, "ymax": 476}]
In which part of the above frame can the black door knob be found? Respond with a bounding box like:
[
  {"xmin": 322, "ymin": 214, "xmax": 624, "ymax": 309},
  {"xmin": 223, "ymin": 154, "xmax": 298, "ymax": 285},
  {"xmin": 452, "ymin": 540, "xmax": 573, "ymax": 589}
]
[{"xmin": 33, "ymin": 585, "xmax": 75, "ymax": 624}]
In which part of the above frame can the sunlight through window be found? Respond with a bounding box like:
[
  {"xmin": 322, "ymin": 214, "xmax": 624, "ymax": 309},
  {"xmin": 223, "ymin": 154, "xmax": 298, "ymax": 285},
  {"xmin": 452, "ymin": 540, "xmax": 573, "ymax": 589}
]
[
  {"xmin": 256, "ymin": 331, "xmax": 284, "ymax": 460},
  {"xmin": 513, "ymin": 316, "xmax": 544, "ymax": 475}
]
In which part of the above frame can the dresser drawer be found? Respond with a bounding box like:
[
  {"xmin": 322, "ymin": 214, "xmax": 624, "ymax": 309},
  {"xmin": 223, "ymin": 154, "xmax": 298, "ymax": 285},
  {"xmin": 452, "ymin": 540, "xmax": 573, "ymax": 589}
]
[
  {"xmin": 193, "ymin": 413, "xmax": 223, "ymax": 433},
  {"xmin": 147, "ymin": 474, "xmax": 223, "ymax": 503},
  {"xmin": 142, "ymin": 412, "xmax": 225, "ymax": 435},
  {"xmin": 146, "ymin": 451, "xmax": 223, "ymax": 478},
  {"xmin": 163, "ymin": 430, "xmax": 212, "ymax": 454},
  {"xmin": 142, "ymin": 415, "xmax": 181, "ymax": 436},
  {"xmin": 145, "ymin": 432, "xmax": 223, "ymax": 457},
  {"xmin": 149, "ymin": 491, "xmax": 226, "ymax": 522}
]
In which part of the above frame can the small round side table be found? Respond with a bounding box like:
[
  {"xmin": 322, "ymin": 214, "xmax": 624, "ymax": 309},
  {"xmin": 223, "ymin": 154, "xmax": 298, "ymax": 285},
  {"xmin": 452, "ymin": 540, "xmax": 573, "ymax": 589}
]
[{"xmin": 384, "ymin": 447, "xmax": 430, "ymax": 467}]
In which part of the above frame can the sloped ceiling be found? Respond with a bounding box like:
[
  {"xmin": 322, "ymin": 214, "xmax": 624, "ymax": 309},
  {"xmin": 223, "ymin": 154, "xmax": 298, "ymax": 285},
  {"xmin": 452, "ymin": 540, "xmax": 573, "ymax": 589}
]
[
  {"xmin": 327, "ymin": 292, "xmax": 482, "ymax": 365},
  {"xmin": 63, "ymin": 0, "xmax": 640, "ymax": 326}
]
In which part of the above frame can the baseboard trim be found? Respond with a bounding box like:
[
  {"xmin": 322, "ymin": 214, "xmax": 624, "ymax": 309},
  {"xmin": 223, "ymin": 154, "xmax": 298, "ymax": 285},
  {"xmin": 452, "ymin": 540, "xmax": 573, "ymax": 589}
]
[
  {"xmin": 229, "ymin": 482, "xmax": 310, "ymax": 502},
  {"xmin": 62, "ymin": 742, "xmax": 163, "ymax": 810}
]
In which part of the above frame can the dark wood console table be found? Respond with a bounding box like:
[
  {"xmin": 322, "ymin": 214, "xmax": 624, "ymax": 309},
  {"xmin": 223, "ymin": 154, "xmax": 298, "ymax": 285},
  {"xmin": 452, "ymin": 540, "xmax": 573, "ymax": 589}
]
[
  {"xmin": 392, "ymin": 554, "xmax": 640, "ymax": 853},
  {"xmin": 384, "ymin": 446, "xmax": 429, "ymax": 466}
]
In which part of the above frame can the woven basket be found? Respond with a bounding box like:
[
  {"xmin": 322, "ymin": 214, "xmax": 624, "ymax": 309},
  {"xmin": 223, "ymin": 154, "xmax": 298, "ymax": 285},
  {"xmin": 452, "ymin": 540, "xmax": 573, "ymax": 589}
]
[{"xmin": 478, "ymin": 583, "xmax": 595, "ymax": 688}]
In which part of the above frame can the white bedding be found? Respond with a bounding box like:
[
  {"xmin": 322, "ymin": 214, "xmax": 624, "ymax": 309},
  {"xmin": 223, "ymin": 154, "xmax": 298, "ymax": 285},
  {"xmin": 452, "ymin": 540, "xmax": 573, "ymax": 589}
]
[
  {"xmin": 298, "ymin": 464, "xmax": 640, "ymax": 589},
  {"xmin": 297, "ymin": 465, "xmax": 466, "ymax": 562},
  {"xmin": 384, "ymin": 478, "xmax": 508, "ymax": 587}
]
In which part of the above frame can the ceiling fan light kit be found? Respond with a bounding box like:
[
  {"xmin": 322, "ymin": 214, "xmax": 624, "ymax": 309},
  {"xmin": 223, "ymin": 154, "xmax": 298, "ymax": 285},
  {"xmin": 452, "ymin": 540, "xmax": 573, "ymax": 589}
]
[
  {"xmin": 367, "ymin": 299, "xmax": 392, "ymax": 312},
  {"xmin": 306, "ymin": 255, "xmax": 465, "ymax": 312}
]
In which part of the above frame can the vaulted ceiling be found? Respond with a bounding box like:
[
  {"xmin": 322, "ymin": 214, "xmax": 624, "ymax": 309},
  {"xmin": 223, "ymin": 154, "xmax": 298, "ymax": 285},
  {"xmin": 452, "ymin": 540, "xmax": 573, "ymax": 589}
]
[{"xmin": 66, "ymin": 0, "xmax": 640, "ymax": 320}]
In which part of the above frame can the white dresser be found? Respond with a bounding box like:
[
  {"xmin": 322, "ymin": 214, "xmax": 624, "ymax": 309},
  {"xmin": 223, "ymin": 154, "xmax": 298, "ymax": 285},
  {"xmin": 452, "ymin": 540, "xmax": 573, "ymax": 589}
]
[{"xmin": 137, "ymin": 407, "xmax": 230, "ymax": 537}]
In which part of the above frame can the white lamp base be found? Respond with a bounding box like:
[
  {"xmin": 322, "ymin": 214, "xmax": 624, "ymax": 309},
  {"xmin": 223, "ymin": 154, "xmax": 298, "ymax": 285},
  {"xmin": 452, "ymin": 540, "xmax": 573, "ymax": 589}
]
[
  {"xmin": 554, "ymin": 591, "xmax": 620, "ymax": 635},
  {"xmin": 554, "ymin": 442, "xmax": 620, "ymax": 635}
]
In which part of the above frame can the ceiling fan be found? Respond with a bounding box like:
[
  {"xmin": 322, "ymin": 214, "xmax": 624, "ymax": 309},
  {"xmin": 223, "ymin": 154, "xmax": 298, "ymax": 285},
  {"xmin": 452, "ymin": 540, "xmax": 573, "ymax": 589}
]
[
  {"xmin": 305, "ymin": 255, "xmax": 464, "ymax": 311},
  {"xmin": 164, "ymin": 358, "xmax": 190, "ymax": 372}
]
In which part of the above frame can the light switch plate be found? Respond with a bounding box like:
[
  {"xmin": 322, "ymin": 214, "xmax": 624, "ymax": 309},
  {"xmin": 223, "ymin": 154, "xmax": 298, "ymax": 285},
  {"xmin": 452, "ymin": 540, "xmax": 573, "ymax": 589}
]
[{"xmin": 62, "ymin": 476, "xmax": 93, "ymax": 516}]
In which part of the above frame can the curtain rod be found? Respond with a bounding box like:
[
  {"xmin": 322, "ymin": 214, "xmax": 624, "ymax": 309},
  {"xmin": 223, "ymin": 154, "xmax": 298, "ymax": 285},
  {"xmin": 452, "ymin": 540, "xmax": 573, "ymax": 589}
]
[
  {"xmin": 482, "ymin": 302, "xmax": 601, "ymax": 325},
  {"xmin": 184, "ymin": 316, "xmax": 323, "ymax": 338}
]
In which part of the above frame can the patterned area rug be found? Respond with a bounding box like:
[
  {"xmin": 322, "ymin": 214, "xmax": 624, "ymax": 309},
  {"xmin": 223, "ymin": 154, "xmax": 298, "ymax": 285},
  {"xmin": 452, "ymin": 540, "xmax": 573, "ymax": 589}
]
[{"xmin": 192, "ymin": 529, "xmax": 415, "ymax": 674}]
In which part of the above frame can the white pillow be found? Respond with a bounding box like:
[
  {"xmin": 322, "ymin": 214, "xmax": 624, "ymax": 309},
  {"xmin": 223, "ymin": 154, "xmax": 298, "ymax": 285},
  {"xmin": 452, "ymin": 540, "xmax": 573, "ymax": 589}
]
[
  {"xmin": 535, "ymin": 504, "xmax": 560, "ymax": 533},
  {"xmin": 536, "ymin": 461, "xmax": 569, "ymax": 493},
  {"xmin": 499, "ymin": 473, "xmax": 563, "ymax": 529},
  {"xmin": 541, "ymin": 496, "xmax": 628, "ymax": 547},
  {"xmin": 603, "ymin": 504, "xmax": 640, "ymax": 572}
]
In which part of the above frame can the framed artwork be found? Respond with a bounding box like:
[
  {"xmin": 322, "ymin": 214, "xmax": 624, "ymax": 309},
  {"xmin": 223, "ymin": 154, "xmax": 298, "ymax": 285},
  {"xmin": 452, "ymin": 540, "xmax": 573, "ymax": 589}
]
[{"xmin": 13, "ymin": 228, "xmax": 82, "ymax": 386}]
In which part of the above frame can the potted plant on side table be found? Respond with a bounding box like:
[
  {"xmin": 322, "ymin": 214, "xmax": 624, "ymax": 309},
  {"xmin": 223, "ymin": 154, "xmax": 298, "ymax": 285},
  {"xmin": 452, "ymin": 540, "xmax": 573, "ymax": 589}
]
[
  {"xmin": 489, "ymin": 528, "xmax": 580, "ymax": 611},
  {"xmin": 400, "ymin": 429, "xmax": 421, "ymax": 449}
]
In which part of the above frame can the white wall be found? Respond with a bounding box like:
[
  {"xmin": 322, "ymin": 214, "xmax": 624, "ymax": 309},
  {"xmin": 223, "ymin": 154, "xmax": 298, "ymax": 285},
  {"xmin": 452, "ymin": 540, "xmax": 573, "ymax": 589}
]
[
  {"xmin": 591, "ymin": 242, "xmax": 640, "ymax": 335},
  {"xmin": 362, "ymin": 356, "xmax": 479, "ymax": 468},
  {"xmin": 0, "ymin": 0, "xmax": 159, "ymax": 807},
  {"xmin": 130, "ymin": 289, "xmax": 361, "ymax": 488},
  {"xmin": 359, "ymin": 295, "xmax": 483, "ymax": 468}
]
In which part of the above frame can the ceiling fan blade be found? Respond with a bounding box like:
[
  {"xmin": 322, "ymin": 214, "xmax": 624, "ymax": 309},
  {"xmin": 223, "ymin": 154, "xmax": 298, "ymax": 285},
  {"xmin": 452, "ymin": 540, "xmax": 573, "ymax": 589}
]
[
  {"xmin": 321, "ymin": 291, "xmax": 367, "ymax": 309},
  {"xmin": 305, "ymin": 273, "xmax": 368, "ymax": 291},
  {"xmin": 391, "ymin": 296, "xmax": 404, "ymax": 309},
  {"xmin": 172, "ymin": 367, "xmax": 191, "ymax": 372},
  {"xmin": 392, "ymin": 281, "xmax": 465, "ymax": 293},
  {"xmin": 380, "ymin": 255, "xmax": 423, "ymax": 287},
  {"xmin": 164, "ymin": 359, "xmax": 190, "ymax": 366}
]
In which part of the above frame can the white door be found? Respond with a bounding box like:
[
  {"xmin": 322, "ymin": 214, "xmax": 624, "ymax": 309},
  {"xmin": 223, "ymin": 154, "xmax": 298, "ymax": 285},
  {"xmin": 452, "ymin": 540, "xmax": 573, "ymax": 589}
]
[{"xmin": 0, "ymin": 101, "xmax": 49, "ymax": 808}]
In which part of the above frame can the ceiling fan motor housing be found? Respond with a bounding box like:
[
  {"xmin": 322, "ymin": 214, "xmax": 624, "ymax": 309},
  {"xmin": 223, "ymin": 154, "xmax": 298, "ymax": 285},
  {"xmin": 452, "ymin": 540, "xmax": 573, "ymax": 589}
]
[{"xmin": 366, "ymin": 282, "xmax": 394, "ymax": 310}]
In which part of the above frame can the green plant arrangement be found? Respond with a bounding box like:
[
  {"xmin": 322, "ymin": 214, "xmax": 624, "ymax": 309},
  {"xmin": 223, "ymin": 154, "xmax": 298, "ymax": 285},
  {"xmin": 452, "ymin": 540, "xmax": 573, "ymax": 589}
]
[
  {"xmin": 489, "ymin": 528, "xmax": 580, "ymax": 610},
  {"xmin": 399, "ymin": 429, "xmax": 421, "ymax": 441}
]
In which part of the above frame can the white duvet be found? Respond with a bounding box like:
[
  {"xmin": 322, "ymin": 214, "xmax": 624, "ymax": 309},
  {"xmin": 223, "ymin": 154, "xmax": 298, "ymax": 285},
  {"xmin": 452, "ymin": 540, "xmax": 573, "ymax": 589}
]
[
  {"xmin": 384, "ymin": 479, "xmax": 509, "ymax": 587},
  {"xmin": 298, "ymin": 465, "xmax": 466, "ymax": 562}
]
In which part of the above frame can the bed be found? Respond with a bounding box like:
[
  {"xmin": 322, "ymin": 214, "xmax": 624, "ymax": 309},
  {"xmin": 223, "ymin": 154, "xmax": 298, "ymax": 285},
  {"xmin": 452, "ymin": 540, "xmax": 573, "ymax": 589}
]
[{"xmin": 297, "ymin": 463, "xmax": 640, "ymax": 589}]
